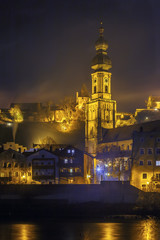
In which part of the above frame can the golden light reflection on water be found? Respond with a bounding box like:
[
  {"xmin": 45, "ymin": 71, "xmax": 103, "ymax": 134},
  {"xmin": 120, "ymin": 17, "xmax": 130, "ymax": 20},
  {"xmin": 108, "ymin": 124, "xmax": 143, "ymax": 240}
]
[
  {"xmin": 11, "ymin": 224, "xmax": 38, "ymax": 240},
  {"xmin": 0, "ymin": 219, "xmax": 159, "ymax": 240},
  {"xmin": 78, "ymin": 220, "xmax": 160, "ymax": 240},
  {"xmin": 137, "ymin": 218, "xmax": 158, "ymax": 240},
  {"xmin": 98, "ymin": 223, "xmax": 121, "ymax": 240}
]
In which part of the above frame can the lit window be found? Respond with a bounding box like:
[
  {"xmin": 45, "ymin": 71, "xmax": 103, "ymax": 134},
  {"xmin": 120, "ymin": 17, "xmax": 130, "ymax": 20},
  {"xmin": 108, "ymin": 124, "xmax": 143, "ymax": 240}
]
[
  {"xmin": 71, "ymin": 149, "xmax": 75, "ymax": 154},
  {"xmin": 94, "ymin": 86, "xmax": 96, "ymax": 94},
  {"xmin": 147, "ymin": 160, "xmax": 152, "ymax": 166},
  {"xmin": 140, "ymin": 148, "xmax": 145, "ymax": 154},
  {"xmin": 64, "ymin": 159, "xmax": 68, "ymax": 164},
  {"xmin": 156, "ymin": 161, "xmax": 160, "ymax": 166},
  {"xmin": 142, "ymin": 173, "xmax": 147, "ymax": 179},
  {"xmin": 70, "ymin": 168, "xmax": 73, "ymax": 173},
  {"xmin": 67, "ymin": 149, "xmax": 71, "ymax": 153},
  {"xmin": 156, "ymin": 148, "xmax": 160, "ymax": 154},
  {"xmin": 70, "ymin": 159, "xmax": 73, "ymax": 163},
  {"xmin": 139, "ymin": 160, "xmax": 144, "ymax": 166},
  {"xmin": 147, "ymin": 148, "xmax": 153, "ymax": 155}
]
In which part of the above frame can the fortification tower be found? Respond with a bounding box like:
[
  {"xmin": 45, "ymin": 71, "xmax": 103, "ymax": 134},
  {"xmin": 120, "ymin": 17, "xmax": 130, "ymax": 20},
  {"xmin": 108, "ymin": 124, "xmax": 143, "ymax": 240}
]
[{"xmin": 85, "ymin": 23, "xmax": 117, "ymax": 155}]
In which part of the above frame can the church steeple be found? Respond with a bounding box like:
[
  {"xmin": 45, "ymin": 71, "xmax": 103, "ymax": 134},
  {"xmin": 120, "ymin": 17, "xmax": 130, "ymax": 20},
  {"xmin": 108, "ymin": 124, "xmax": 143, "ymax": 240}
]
[
  {"xmin": 91, "ymin": 22, "xmax": 112, "ymax": 71},
  {"xmin": 91, "ymin": 23, "xmax": 112, "ymax": 100},
  {"xmin": 85, "ymin": 23, "xmax": 116, "ymax": 155}
]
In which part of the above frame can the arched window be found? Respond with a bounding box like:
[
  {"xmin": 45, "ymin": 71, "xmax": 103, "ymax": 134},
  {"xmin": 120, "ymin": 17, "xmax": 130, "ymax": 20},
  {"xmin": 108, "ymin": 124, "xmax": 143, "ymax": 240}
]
[
  {"xmin": 94, "ymin": 86, "xmax": 96, "ymax": 93},
  {"xmin": 105, "ymin": 85, "xmax": 108, "ymax": 93}
]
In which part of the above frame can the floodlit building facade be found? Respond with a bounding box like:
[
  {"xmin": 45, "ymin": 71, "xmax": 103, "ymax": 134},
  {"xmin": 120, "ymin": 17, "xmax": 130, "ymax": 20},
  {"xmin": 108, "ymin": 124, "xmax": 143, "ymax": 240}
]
[
  {"xmin": 131, "ymin": 129, "xmax": 160, "ymax": 191},
  {"xmin": 0, "ymin": 149, "xmax": 30, "ymax": 184}
]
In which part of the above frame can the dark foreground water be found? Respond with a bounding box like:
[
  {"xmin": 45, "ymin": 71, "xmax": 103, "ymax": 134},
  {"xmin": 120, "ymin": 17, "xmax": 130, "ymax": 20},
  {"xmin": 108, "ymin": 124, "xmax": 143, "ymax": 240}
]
[{"xmin": 0, "ymin": 218, "xmax": 160, "ymax": 240}]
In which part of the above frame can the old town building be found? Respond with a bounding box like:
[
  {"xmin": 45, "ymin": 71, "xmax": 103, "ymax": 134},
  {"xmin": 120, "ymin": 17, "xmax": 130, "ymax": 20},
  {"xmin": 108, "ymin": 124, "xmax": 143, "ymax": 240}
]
[
  {"xmin": 25, "ymin": 149, "xmax": 59, "ymax": 184},
  {"xmin": 131, "ymin": 123, "xmax": 160, "ymax": 191},
  {"xmin": 0, "ymin": 149, "xmax": 29, "ymax": 184},
  {"xmin": 53, "ymin": 146, "xmax": 94, "ymax": 184}
]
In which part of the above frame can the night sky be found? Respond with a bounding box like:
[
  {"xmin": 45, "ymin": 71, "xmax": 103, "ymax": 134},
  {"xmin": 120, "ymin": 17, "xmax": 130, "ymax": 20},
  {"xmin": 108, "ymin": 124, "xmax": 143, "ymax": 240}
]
[{"xmin": 0, "ymin": 0, "xmax": 160, "ymax": 112}]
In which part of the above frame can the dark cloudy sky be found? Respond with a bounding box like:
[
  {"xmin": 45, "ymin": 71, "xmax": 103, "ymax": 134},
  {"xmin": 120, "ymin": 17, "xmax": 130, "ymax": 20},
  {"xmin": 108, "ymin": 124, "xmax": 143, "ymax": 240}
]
[{"xmin": 0, "ymin": 0, "xmax": 160, "ymax": 112}]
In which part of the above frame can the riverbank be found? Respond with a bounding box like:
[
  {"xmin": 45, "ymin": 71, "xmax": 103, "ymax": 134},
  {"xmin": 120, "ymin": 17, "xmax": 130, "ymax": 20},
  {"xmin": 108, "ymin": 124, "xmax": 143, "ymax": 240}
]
[{"xmin": 0, "ymin": 182, "xmax": 159, "ymax": 220}]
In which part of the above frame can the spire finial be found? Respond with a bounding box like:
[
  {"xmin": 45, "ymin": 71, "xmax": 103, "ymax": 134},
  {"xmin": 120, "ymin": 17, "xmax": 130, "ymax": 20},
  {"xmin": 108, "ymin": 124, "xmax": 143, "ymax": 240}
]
[{"xmin": 99, "ymin": 21, "xmax": 104, "ymax": 36}]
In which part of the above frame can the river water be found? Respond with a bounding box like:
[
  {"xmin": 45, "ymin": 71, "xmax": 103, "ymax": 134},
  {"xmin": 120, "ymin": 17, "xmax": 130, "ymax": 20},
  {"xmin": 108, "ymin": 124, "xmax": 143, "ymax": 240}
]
[{"xmin": 0, "ymin": 218, "xmax": 160, "ymax": 240}]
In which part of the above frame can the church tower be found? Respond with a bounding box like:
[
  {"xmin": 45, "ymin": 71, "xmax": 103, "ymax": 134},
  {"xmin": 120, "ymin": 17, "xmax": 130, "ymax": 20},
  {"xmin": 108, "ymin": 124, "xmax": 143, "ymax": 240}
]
[{"xmin": 85, "ymin": 23, "xmax": 117, "ymax": 155}]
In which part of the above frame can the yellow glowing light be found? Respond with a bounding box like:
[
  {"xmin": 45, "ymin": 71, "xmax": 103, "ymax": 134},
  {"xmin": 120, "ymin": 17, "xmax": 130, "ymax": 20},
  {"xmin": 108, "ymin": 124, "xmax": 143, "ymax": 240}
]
[
  {"xmin": 6, "ymin": 122, "xmax": 12, "ymax": 126},
  {"xmin": 147, "ymin": 181, "xmax": 149, "ymax": 185},
  {"xmin": 87, "ymin": 174, "xmax": 91, "ymax": 178},
  {"xmin": 9, "ymin": 105, "xmax": 23, "ymax": 123},
  {"xmin": 140, "ymin": 218, "xmax": 157, "ymax": 240}
]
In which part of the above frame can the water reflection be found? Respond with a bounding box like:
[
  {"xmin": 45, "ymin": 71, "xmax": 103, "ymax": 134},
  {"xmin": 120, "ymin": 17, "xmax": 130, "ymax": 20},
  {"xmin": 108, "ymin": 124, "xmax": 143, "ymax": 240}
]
[
  {"xmin": 0, "ymin": 224, "xmax": 39, "ymax": 240},
  {"xmin": 11, "ymin": 224, "xmax": 38, "ymax": 240},
  {"xmin": 136, "ymin": 218, "xmax": 159, "ymax": 240},
  {"xmin": 0, "ymin": 218, "xmax": 159, "ymax": 240}
]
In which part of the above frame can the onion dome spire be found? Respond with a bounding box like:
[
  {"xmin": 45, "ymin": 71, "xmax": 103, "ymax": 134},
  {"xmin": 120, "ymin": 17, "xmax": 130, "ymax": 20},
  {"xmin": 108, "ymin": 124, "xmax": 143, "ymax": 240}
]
[{"xmin": 91, "ymin": 22, "xmax": 112, "ymax": 71}]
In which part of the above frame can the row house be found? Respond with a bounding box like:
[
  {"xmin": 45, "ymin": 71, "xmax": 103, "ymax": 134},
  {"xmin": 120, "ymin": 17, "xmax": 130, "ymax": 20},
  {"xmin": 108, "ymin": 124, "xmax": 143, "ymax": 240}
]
[
  {"xmin": 0, "ymin": 146, "xmax": 94, "ymax": 184},
  {"xmin": 0, "ymin": 149, "xmax": 29, "ymax": 184},
  {"xmin": 131, "ymin": 129, "xmax": 160, "ymax": 191},
  {"xmin": 53, "ymin": 146, "xmax": 94, "ymax": 184},
  {"xmin": 24, "ymin": 149, "xmax": 59, "ymax": 184}
]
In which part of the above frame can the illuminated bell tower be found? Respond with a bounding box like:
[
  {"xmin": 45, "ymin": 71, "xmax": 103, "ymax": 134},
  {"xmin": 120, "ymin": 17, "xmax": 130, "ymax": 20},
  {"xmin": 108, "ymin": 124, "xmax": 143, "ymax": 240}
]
[{"xmin": 85, "ymin": 23, "xmax": 117, "ymax": 155}]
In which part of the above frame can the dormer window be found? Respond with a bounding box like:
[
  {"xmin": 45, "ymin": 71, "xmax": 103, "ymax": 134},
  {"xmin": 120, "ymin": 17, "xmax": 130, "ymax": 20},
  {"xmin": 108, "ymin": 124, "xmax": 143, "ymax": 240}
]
[
  {"xmin": 94, "ymin": 79, "xmax": 96, "ymax": 83},
  {"xmin": 105, "ymin": 85, "xmax": 108, "ymax": 93},
  {"xmin": 105, "ymin": 79, "xmax": 108, "ymax": 83}
]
